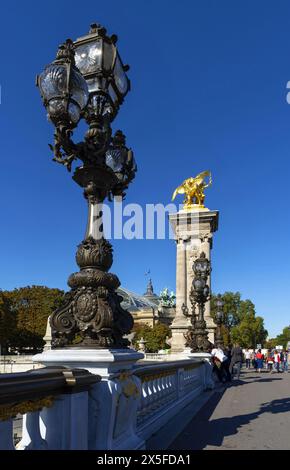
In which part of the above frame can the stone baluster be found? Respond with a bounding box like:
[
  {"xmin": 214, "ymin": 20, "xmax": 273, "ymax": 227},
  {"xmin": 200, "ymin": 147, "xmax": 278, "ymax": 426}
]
[
  {"xmin": 162, "ymin": 375, "xmax": 169, "ymax": 404},
  {"xmin": 17, "ymin": 411, "xmax": 48, "ymax": 450},
  {"xmin": 151, "ymin": 378, "xmax": 159, "ymax": 410},
  {"xmin": 40, "ymin": 395, "xmax": 70, "ymax": 449},
  {"xmin": 177, "ymin": 368, "xmax": 184, "ymax": 399},
  {"xmin": 0, "ymin": 419, "xmax": 15, "ymax": 450},
  {"xmin": 139, "ymin": 380, "xmax": 147, "ymax": 418},
  {"xmin": 69, "ymin": 392, "xmax": 89, "ymax": 450},
  {"xmin": 156, "ymin": 376, "xmax": 162, "ymax": 404},
  {"xmin": 146, "ymin": 379, "xmax": 155, "ymax": 413}
]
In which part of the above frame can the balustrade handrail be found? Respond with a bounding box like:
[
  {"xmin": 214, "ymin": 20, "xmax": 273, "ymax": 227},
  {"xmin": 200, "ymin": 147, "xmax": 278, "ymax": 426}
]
[
  {"xmin": 0, "ymin": 355, "xmax": 35, "ymax": 363},
  {"xmin": 0, "ymin": 367, "xmax": 100, "ymax": 407},
  {"xmin": 134, "ymin": 359, "xmax": 204, "ymax": 379}
]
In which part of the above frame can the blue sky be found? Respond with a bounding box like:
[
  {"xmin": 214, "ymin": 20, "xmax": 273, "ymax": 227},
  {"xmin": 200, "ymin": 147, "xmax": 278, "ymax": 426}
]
[{"xmin": 0, "ymin": 0, "xmax": 290, "ymax": 337}]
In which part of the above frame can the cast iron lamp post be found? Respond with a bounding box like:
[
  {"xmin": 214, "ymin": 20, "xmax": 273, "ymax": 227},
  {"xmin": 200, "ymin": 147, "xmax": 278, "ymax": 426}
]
[
  {"xmin": 183, "ymin": 252, "xmax": 212, "ymax": 352},
  {"xmin": 215, "ymin": 294, "xmax": 224, "ymax": 349},
  {"xmin": 37, "ymin": 24, "xmax": 136, "ymax": 349}
]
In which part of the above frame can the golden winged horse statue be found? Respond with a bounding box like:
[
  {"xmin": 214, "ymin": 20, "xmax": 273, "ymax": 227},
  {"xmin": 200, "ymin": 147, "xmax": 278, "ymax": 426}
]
[{"xmin": 172, "ymin": 170, "xmax": 212, "ymax": 210}]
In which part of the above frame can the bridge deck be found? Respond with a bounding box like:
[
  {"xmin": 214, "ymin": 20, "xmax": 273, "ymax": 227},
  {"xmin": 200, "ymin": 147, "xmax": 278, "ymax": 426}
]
[{"xmin": 170, "ymin": 368, "xmax": 290, "ymax": 450}]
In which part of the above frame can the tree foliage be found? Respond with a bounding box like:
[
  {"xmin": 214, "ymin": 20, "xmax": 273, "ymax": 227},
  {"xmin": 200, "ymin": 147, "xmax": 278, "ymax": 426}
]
[
  {"xmin": 265, "ymin": 326, "xmax": 290, "ymax": 350},
  {"xmin": 132, "ymin": 322, "xmax": 171, "ymax": 352},
  {"xmin": 0, "ymin": 286, "xmax": 64, "ymax": 353},
  {"xmin": 211, "ymin": 292, "xmax": 268, "ymax": 348},
  {"xmin": 0, "ymin": 291, "xmax": 17, "ymax": 354}
]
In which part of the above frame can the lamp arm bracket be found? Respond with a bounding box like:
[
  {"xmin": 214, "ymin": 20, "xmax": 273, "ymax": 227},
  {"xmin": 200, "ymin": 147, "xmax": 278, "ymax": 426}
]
[{"xmin": 50, "ymin": 126, "xmax": 80, "ymax": 172}]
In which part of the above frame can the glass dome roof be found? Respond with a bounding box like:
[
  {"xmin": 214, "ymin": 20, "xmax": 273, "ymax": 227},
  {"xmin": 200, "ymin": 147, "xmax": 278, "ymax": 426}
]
[{"xmin": 117, "ymin": 287, "xmax": 159, "ymax": 312}]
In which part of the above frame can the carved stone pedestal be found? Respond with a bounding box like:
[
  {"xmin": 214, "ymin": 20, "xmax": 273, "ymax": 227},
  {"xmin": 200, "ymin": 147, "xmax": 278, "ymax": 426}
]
[
  {"xmin": 169, "ymin": 209, "xmax": 219, "ymax": 351},
  {"xmin": 33, "ymin": 348, "xmax": 145, "ymax": 450}
]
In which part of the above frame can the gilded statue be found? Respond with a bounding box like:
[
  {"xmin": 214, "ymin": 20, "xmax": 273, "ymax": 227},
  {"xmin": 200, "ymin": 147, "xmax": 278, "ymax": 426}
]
[{"xmin": 172, "ymin": 170, "xmax": 212, "ymax": 210}]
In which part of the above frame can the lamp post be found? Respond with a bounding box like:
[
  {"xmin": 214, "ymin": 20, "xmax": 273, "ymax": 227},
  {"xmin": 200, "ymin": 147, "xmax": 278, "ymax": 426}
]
[
  {"xmin": 215, "ymin": 294, "xmax": 224, "ymax": 349},
  {"xmin": 37, "ymin": 24, "xmax": 136, "ymax": 349},
  {"xmin": 183, "ymin": 252, "xmax": 212, "ymax": 352}
]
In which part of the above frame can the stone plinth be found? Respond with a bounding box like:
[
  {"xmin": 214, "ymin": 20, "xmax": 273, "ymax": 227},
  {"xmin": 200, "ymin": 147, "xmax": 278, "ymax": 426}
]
[
  {"xmin": 169, "ymin": 209, "xmax": 219, "ymax": 351},
  {"xmin": 33, "ymin": 348, "xmax": 145, "ymax": 450},
  {"xmin": 33, "ymin": 348, "xmax": 143, "ymax": 378}
]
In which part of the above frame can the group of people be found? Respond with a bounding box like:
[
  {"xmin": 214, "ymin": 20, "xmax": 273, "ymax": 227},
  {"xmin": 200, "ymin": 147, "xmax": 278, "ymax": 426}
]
[
  {"xmin": 211, "ymin": 344, "xmax": 290, "ymax": 383},
  {"xmin": 211, "ymin": 343, "xmax": 243, "ymax": 383},
  {"xmin": 244, "ymin": 348, "xmax": 289, "ymax": 373}
]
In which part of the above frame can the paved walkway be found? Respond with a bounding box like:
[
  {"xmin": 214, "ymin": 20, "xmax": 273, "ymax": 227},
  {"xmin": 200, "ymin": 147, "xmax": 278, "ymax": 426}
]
[{"xmin": 171, "ymin": 368, "xmax": 290, "ymax": 450}]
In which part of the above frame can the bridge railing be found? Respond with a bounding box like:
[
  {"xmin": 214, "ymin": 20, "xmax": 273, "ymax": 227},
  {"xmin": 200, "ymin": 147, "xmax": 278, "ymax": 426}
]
[
  {"xmin": 0, "ymin": 367, "xmax": 100, "ymax": 450},
  {"xmin": 133, "ymin": 359, "xmax": 205, "ymax": 441},
  {"xmin": 0, "ymin": 356, "xmax": 212, "ymax": 450}
]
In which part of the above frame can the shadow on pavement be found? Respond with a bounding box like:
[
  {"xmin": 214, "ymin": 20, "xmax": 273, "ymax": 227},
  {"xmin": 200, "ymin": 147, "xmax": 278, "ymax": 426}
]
[
  {"xmin": 228, "ymin": 377, "xmax": 283, "ymax": 385},
  {"xmin": 171, "ymin": 389, "xmax": 290, "ymax": 450}
]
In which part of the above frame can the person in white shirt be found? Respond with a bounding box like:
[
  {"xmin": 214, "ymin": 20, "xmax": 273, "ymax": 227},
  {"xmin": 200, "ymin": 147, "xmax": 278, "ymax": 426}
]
[
  {"xmin": 244, "ymin": 349, "xmax": 251, "ymax": 369},
  {"xmin": 273, "ymin": 350, "xmax": 281, "ymax": 373},
  {"xmin": 211, "ymin": 345, "xmax": 231, "ymax": 382}
]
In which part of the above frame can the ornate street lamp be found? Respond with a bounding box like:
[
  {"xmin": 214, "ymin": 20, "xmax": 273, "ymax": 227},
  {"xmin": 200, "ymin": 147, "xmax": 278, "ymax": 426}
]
[
  {"xmin": 37, "ymin": 24, "xmax": 136, "ymax": 349},
  {"xmin": 183, "ymin": 252, "xmax": 212, "ymax": 352},
  {"xmin": 215, "ymin": 294, "xmax": 224, "ymax": 348}
]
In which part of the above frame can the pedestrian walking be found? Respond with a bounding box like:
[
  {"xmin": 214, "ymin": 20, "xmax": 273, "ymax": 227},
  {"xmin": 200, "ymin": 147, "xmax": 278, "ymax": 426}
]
[
  {"xmin": 256, "ymin": 349, "xmax": 264, "ymax": 372},
  {"xmin": 284, "ymin": 350, "xmax": 289, "ymax": 372},
  {"xmin": 211, "ymin": 345, "xmax": 231, "ymax": 383},
  {"xmin": 267, "ymin": 353, "xmax": 274, "ymax": 373},
  {"xmin": 253, "ymin": 351, "xmax": 258, "ymax": 371},
  {"xmin": 251, "ymin": 350, "xmax": 256, "ymax": 370},
  {"xmin": 274, "ymin": 350, "xmax": 281, "ymax": 372},
  {"xmin": 230, "ymin": 343, "xmax": 243, "ymax": 379},
  {"xmin": 279, "ymin": 350, "xmax": 287, "ymax": 372},
  {"xmin": 244, "ymin": 349, "xmax": 251, "ymax": 369}
]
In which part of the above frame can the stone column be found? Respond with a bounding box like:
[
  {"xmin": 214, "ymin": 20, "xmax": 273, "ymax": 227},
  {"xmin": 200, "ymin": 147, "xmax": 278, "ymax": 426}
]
[
  {"xmin": 169, "ymin": 237, "xmax": 191, "ymax": 353},
  {"xmin": 169, "ymin": 208, "xmax": 219, "ymax": 351}
]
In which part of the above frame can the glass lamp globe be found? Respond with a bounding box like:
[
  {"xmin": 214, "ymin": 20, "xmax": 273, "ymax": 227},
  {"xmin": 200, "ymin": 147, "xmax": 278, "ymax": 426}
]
[
  {"xmin": 74, "ymin": 24, "xmax": 130, "ymax": 119},
  {"xmin": 203, "ymin": 285, "xmax": 210, "ymax": 298},
  {"xmin": 37, "ymin": 40, "xmax": 89, "ymax": 128},
  {"xmin": 194, "ymin": 252, "xmax": 210, "ymax": 276},
  {"xmin": 193, "ymin": 278, "xmax": 205, "ymax": 291},
  {"xmin": 216, "ymin": 295, "xmax": 224, "ymax": 309},
  {"xmin": 216, "ymin": 310, "xmax": 223, "ymax": 322}
]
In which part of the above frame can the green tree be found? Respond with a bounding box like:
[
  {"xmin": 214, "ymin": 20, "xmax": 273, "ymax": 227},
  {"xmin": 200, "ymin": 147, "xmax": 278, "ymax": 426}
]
[
  {"xmin": 0, "ymin": 290, "xmax": 17, "ymax": 354},
  {"xmin": 266, "ymin": 326, "xmax": 290, "ymax": 350},
  {"xmin": 133, "ymin": 322, "xmax": 171, "ymax": 352},
  {"xmin": 264, "ymin": 337, "xmax": 278, "ymax": 349},
  {"xmin": 211, "ymin": 292, "xmax": 268, "ymax": 348},
  {"xmin": 2, "ymin": 286, "xmax": 64, "ymax": 352},
  {"xmin": 211, "ymin": 292, "xmax": 241, "ymax": 330},
  {"xmin": 231, "ymin": 314, "xmax": 268, "ymax": 348}
]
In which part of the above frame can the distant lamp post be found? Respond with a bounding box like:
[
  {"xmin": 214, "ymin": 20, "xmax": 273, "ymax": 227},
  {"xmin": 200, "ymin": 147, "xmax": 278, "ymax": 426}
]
[
  {"xmin": 37, "ymin": 24, "xmax": 136, "ymax": 349},
  {"xmin": 215, "ymin": 294, "xmax": 224, "ymax": 349},
  {"xmin": 183, "ymin": 252, "xmax": 212, "ymax": 352}
]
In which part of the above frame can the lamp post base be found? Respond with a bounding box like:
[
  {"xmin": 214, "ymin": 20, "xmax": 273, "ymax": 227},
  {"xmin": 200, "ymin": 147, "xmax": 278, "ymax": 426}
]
[
  {"xmin": 50, "ymin": 236, "xmax": 133, "ymax": 349},
  {"xmin": 184, "ymin": 320, "xmax": 213, "ymax": 353}
]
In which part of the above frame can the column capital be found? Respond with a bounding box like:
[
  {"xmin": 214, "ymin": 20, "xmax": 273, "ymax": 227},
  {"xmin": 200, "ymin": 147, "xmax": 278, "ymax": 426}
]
[{"xmin": 169, "ymin": 210, "xmax": 219, "ymax": 241}]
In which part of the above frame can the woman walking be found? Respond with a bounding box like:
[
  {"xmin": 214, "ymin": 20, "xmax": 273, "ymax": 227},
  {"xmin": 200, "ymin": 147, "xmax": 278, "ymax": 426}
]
[{"xmin": 256, "ymin": 349, "xmax": 264, "ymax": 372}]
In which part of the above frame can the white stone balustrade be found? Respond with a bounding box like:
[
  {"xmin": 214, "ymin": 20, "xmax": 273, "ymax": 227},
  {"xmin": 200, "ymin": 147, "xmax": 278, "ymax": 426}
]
[
  {"xmin": 0, "ymin": 354, "xmax": 213, "ymax": 450},
  {"xmin": 0, "ymin": 366, "xmax": 99, "ymax": 450},
  {"xmin": 134, "ymin": 359, "xmax": 206, "ymax": 441}
]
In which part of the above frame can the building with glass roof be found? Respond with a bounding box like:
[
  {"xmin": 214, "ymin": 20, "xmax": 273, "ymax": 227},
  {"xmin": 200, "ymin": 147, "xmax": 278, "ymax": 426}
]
[{"xmin": 117, "ymin": 280, "xmax": 175, "ymax": 327}]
